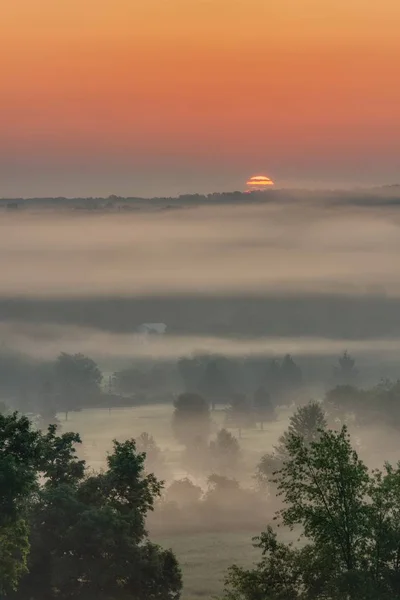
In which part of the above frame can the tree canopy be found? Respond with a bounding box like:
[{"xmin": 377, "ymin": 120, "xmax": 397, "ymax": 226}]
[
  {"xmin": 223, "ymin": 426, "xmax": 400, "ymax": 600},
  {"xmin": 0, "ymin": 411, "xmax": 182, "ymax": 599}
]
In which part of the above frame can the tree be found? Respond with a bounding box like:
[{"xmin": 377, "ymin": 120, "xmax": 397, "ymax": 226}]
[
  {"xmin": 198, "ymin": 359, "xmax": 231, "ymax": 410},
  {"xmin": 0, "ymin": 412, "xmax": 84, "ymax": 596},
  {"xmin": 172, "ymin": 392, "xmax": 211, "ymax": 448},
  {"xmin": 13, "ymin": 438, "xmax": 182, "ymax": 600},
  {"xmin": 324, "ymin": 384, "xmax": 361, "ymax": 424},
  {"xmin": 209, "ymin": 429, "xmax": 241, "ymax": 476},
  {"xmin": 365, "ymin": 379, "xmax": 400, "ymax": 427},
  {"xmin": 226, "ymin": 393, "xmax": 254, "ymax": 438},
  {"xmin": 177, "ymin": 354, "xmax": 208, "ymax": 392},
  {"xmin": 112, "ymin": 366, "xmax": 143, "ymax": 395},
  {"xmin": 204, "ymin": 474, "xmax": 245, "ymax": 506},
  {"xmin": 165, "ymin": 478, "xmax": 203, "ymax": 508},
  {"xmin": 323, "ymin": 380, "xmax": 400, "ymax": 428},
  {"xmin": 136, "ymin": 432, "xmax": 169, "ymax": 481},
  {"xmin": 280, "ymin": 354, "xmax": 302, "ymax": 398},
  {"xmin": 112, "ymin": 364, "xmax": 169, "ymax": 397},
  {"xmin": 285, "ymin": 401, "xmax": 327, "ymax": 444},
  {"xmin": 222, "ymin": 526, "xmax": 302, "ymax": 600},
  {"xmin": 223, "ymin": 427, "xmax": 400, "ymax": 600},
  {"xmin": 265, "ymin": 358, "xmax": 283, "ymax": 395},
  {"xmin": 253, "ymin": 386, "xmax": 275, "ymax": 429},
  {"xmin": 54, "ymin": 352, "xmax": 103, "ymax": 419},
  {"xmin": 334, "ymin": 351, "xmax": 358, "ymax": 385},
  {"xmin": 277, "ymin": 428, "xmax": 369, "ymax": 572},
  {"xmin": 0, "ymin": 412, "xmax": 40, "ymax": 595},
  {"xmin": 256, "ymin": 401, "xmax": 326, "ymax": 490}
]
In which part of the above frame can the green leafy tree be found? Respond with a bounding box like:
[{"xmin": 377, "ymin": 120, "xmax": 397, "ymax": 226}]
[
  {"xmin": 0, "ymin": 412, "xmax": 83, "ymax": 596},
  {"xmin": 14, "ymin": 438, "xmax": 182, "ymax": 600},
  {"xmin": 222, "ymin": 526, "xmax": 302, "ymax": 600},
  {"xmin": 0, "ymin": 412, "xmax": 41, "ymax": 595},
  {"xmin": 223, "ymin": 427, "xmax": 400, "ymax": 600}
]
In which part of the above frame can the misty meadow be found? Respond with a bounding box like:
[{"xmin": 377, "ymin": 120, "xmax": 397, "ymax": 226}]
[
  {"xmin": 1, "ymin": 192, "xmax": 400, "ymax": 599},
  {"xmin": 3, "ymin": 0, "xmax": 400, "ymax": 595}
]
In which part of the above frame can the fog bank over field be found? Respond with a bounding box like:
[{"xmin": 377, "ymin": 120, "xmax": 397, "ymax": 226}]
[
  {"xmin": 2, "ymin": 200, "xmax": 400, "ymax": 298},
  {"xmin": 4, "ymin": 321, "xmax": 400, "ymax": 364}
]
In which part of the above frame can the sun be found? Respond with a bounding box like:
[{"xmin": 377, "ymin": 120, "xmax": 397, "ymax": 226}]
[{"xmin": 246, "ymin": 175, "xmax": 274, "ymax": 191}]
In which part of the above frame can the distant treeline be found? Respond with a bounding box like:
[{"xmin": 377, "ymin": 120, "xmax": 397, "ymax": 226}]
[
  {"xmin": 2, "ymin": 347, "xmax": 400, "ymax": 433},
  {"xmin": 2, "ymin": 184, "xmax": 400, "ymax": 210}
]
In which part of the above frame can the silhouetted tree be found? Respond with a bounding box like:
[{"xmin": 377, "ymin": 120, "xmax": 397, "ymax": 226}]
[
  {"xmin": 177, "ymin": 354, "xmax": 208, "ymax": 392},
  {"xmin": 334, "ymin": 350, "xmax": 358, "ymax": 385},
  {"xmin": 265, "ymin": 358, "xmax": 282, "ymax": 395},
  {"xmin": 164, "ymin": 478, "xmax": 203, "ymax": 508},
  {"xmin": 209, "ymin": 429, "xmax": 240, "ymax": 476},
  {"xmin": 198, "ymin": 359, "xmax": 231, "ymax": 410},
  {"xmin": 226, "ymin": 393, "xmax": 254, "ymax": 438},
  {"xmin": 203, "ymin": 474, "xmax": 243, "ymax": 505},
  {"xmin": 172, "ymin": 392, "xmax": 211, "ymax": 448},
  {"xmin": 253, "ymin": 386, "xmax": 275, "ymax": 429},
  {"xmin": 54, "ymin": 353, "xmax": 102, "ymax": 419},
  {"xmin": 280, "ymin": 354, "xmax": 302, "ymax": 396},
  {"xmin": 324, "ymin": 384, "xmax": 361, "ymax": 424}
]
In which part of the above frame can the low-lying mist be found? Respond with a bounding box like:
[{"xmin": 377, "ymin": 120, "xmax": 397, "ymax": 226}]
[
  {"xmin": 3, "ymin": 320, "xmax": 400, "ymax": 364},
  {"xmin": 2, "ymin": 199, "xmax": 400, "ymax": 298}
]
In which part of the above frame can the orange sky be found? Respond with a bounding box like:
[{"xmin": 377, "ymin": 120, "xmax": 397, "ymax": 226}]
[{"xmin": 1, "ymin": 0, "xmax": 400, "ymax": 196}]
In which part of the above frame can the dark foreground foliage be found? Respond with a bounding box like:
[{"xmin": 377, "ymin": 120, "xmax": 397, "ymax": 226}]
[{"xmin": 0, "ymin": 411, "xmax": 182, "ymax": 599}]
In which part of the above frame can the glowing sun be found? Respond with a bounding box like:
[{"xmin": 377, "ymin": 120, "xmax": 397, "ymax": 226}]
[{"xmin": 246, "ymin": 175, "xmax": 274, "ymax": 191}]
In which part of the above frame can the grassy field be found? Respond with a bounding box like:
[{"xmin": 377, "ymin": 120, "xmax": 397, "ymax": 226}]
[
  {"xmin": 59, "ymin": 404, "xmax": 292, "ymax": 599},
  {"xmin": 154, "ymin": 530, "xmax": 260, "ymax": 599}
]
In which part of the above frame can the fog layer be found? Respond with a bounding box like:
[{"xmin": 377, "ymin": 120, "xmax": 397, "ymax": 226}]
[{"xmin": 3, "ymin": 201, "xmax": 400, "ymax": 297}]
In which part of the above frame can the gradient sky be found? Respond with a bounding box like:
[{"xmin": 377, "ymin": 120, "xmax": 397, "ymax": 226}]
[{"xmin": 1, "ymin": 0, "xmax": 400, "ymax": 197}]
